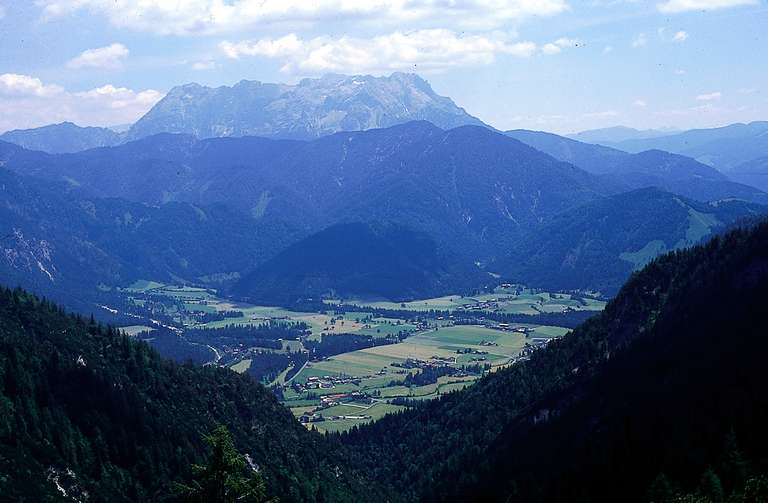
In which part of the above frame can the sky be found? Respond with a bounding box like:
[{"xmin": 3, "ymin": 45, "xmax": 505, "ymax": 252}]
[{"xmin": 0, "ymin": 0, "xmax": 766, "ymax": 134}]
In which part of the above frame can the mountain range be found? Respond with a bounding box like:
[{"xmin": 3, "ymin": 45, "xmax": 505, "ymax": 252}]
[
  {"xmin": 2, "ymin": 118, "xmax": 767, "ymax": 306},
  {"xmin": 595, "ymin": 121, "xmax": 768, "ymax": 172},
  {"xmin": 505, "ymin": 129, "xmax": 768, "ymax": 203},
  {"xmin": 0, "ymin": 121, "xmax": 122, "ymax": 154},
  {"xmin": 127, "ymin": 72, "xmax": 485, "ymax": 141},
  {"xmin": 568, "ymin": 125, "xmax": 678, "ymax": 144},
  {"xmin": 0, "ymin": 122, "xmax": 612, "ymax": 275},
  {"xmin": 1, "ymin": 72, "xmax": 768, "ymax": 306},
  {"xmin": 0, "ymin": 73, "xmax": 484, "ymax": 154}
]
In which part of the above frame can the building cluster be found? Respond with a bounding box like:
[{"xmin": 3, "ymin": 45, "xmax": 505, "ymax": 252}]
[
  {"xmin": 391, "ymin": 356, "xmax": 456, "ymax": 370},
  {"xmin": 291, "ymin": 374, "xmax": 363, "ymax": 393}
]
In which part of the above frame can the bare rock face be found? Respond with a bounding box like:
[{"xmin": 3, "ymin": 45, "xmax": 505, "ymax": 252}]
[{"xmin": 127, "ymin": 72, "xmax": 485, "ymax": 141}]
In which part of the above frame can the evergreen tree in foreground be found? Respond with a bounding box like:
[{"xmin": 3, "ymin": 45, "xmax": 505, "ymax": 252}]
[{"xmin": 178, "ymin": 426, "xmax": 276, "ymax": 503}]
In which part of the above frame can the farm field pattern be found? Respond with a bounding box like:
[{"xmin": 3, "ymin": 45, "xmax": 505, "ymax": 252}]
[{"xmin": 117, "ymin": 281, "xmax": 600, "ymax": 432}]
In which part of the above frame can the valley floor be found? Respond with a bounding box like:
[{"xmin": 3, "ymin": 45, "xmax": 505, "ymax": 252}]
[{"xmin": 111, "ymin": 281, "xmax": 604, "ymax": 432}]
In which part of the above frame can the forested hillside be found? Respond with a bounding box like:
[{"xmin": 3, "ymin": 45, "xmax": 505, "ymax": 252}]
[
  {"xmin": 233, "ymin": 222, "xmax": 484, "ymax": 302},
  {"xmin": 343, "ymin": 219, "xmax": 768, "ymax": 502},
  {"xmin": 0, "ymin": 287, "xmax": 377, "ymax": 502},
  {"xmin": 501, "ymin": 187, "xmax": 767, "ymax": 294}
]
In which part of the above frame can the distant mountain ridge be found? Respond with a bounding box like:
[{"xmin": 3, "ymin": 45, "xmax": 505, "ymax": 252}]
[
  {"xmin": 2, "ymin": 123, "xmax": 614, "ymax": 269},
  {"xmin": 3, "ymin": 123, "xmax": 767, "ymax": 304},
  {"xmin": 601, "ymin": 121, "xmax": 768, "ymax": 171},
  {"xmin": 0, "ymin": 122, "xmax": 122, "ymax": 153},
  {"xmin": 0, "ymin": 73, "xmax": 485, "ymax": 153},
  {"xmin": 127, "ymin": 72, "xmax": 486, "ymax": 141},
  {"xmin": 568, "ymin": 125, "xmax": 678, "ymax": 144},
  {"xmin": 505, "ymin": 128, "xmax": 768, "ymax": 203}
]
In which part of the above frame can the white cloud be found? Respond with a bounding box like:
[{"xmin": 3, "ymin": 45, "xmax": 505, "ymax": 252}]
[
  {"xmin": 542, "ymin": 43, "xmax": 561, "ymax": 55},
  {"xmin": 221, "ymin": 30, "xmax": 537, "ymax": 74},
  {"xmin": 696, "ymin": 91, "xmax": 722, "ymax": 101},
  {"xmin": 0, "ymin": 73, "xmax": 161, "ymax": 133},
  {"xmin": 633, "ymin": 99, "xmax": 647, "ymax": 107},
  {"xmin": 37, "ymin": 0, "xmax": 569, "ymax": 36},
  {"xmin": 542, "ymin": 37, "xmax": 580, "ymax": 55},
  {"xmin": 672, "ymin": 30, "xmax": 689, "ymax": 42},
  {"xmin": 632, "ymin": 33, "xmax": 647, "ymax": 48},
  {"xmin": 657, "ymin": 0, "xmax": 758, "ymax": 13},
  {"xmin": 221, "ymin": 34, "xmax": 304, "ymax": 59},
  {"xmin": 675, "ymin": 68, "xmax": 687, "ymax": 75},
  {"xmin": 0, "ymin": 5, "xmax": 6, "ymax": 19},
  {"xmin": 67, "ymin": 43, "xmax": 129, "ymax": 69},
  {"xmin": 603, "ymin": 45, "xmax": 614, "ymax": 54},
  {"xmin": 0, "ymin": 73, "xmax": 63, "ymax": 97}
]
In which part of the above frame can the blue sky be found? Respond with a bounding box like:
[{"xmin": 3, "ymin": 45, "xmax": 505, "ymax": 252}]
[{"xmin": 0, "ymin": 0, "xmax": 766, "ymax": 134}]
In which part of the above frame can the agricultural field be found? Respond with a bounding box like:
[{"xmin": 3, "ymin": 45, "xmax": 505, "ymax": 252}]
[
  {"xmin": 282, "ymin": 324, "xmax": 560, "ymax": 431},
  {"xmin": 114, "ymin": 280, "xmax": 596, "ymax": 433},
  {"xmin": 337, "ymin": 285, "xmax": 605, "ymax": 316}
]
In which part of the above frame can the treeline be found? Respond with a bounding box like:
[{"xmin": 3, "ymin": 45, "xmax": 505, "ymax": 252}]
[
  {"xmin": 246, "ymin": 351, "xmax": 290, "ymax": 383},
  {"xmin": 396, "ymin": 363, "xmax": 489, "ymax": 388},
  {"xmin": 192, "ymin": 309, "xmax": 244, "ymax": 324},
  {"xmin": 304, "ymin": 333, "xmax": 402, "ymax": 359},
  {"xmin": 185, "ymin": 322, "xmax": 307, "ymax": 350},
  {"xmin": 137, "ymin": 327, "xmax": 215, "ymax": 364},
  {"xmin": 293, "ymin": 299, "xmax": 595, "ymax": 329}
]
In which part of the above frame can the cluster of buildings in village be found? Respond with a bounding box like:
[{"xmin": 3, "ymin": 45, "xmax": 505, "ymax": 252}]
[
  {"xmin": 298, "ymin": 390, "xmax": 373, "ymax": 424},
  {"xmin": 293, "ymin": 375, "xmax": 363, "ymax": 392}
]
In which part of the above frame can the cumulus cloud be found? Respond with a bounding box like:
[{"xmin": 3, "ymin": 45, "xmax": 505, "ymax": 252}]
[
  {"xmin": 658, "ymin": 0, "xmax": 758, "ymax": 13},
  {"xmin": 67, "ymin": 43, "xmax": 129, "ymax": 69},
  {"xmin": 220, "ymin": 30, "xmax": 537, "ymax": 74},
  {"xmin": 632, "ymin": 33, "xmax": 647, "ymax": 48},
  {"xmin": 542, "ymin": 37, "xmax": 580, "ymax": 55},
  {"xmin": 0, "ymin": 73, "xmax": 63, "ymax": 97},
  {"xmin": 672, "ymin": 30, "xmax": 689, "ymax": 42},
  {"xmin": 696, "ymin": 91, "xmax": 722, "ymax": 101},
  {"xmin": 633, "ymin": 99, "xmax": 648, "ymax": 107},
  {"xmin": 37, "ymin": 0, "xmax": 569, "ymax": 36},
  {"xmin": 0, "ymin": 73, "xmax": 161, "ymax": 133}
]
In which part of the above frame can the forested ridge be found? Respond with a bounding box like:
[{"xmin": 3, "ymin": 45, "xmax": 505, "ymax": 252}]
[
  {"xmin": 0, "ymin": 287, "xmax": 378, "ymax": 502},
  {"xmin": 341, "ymin": 220, "xmax": 768, "ymax": 502}
]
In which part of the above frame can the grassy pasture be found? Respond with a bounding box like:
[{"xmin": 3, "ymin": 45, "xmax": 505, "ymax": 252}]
[
  {"xmin": 230, "ymin": 359, "xmax": 252, "ymax": 374},
  {"xmin": 343, "ymin": 288, "xmax": 605, "ymax": 315}
]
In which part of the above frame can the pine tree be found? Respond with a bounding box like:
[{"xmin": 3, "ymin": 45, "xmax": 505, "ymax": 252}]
[{"xmin": 177, "ymin": 425, "xmax": 275, "ymax": 503}]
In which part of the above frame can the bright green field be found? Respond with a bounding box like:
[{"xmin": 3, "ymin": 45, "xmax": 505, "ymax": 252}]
[
  {"xmin": 311, "ymin": 402, "xmax": 407, "ymax": 434},
  {"xmin": 293, "ymin": 325, "xmax": 527, "ymax": 386},
  {"xmin": 340, "ymin": 289, "xmax": 605, "ymax": 315}
]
